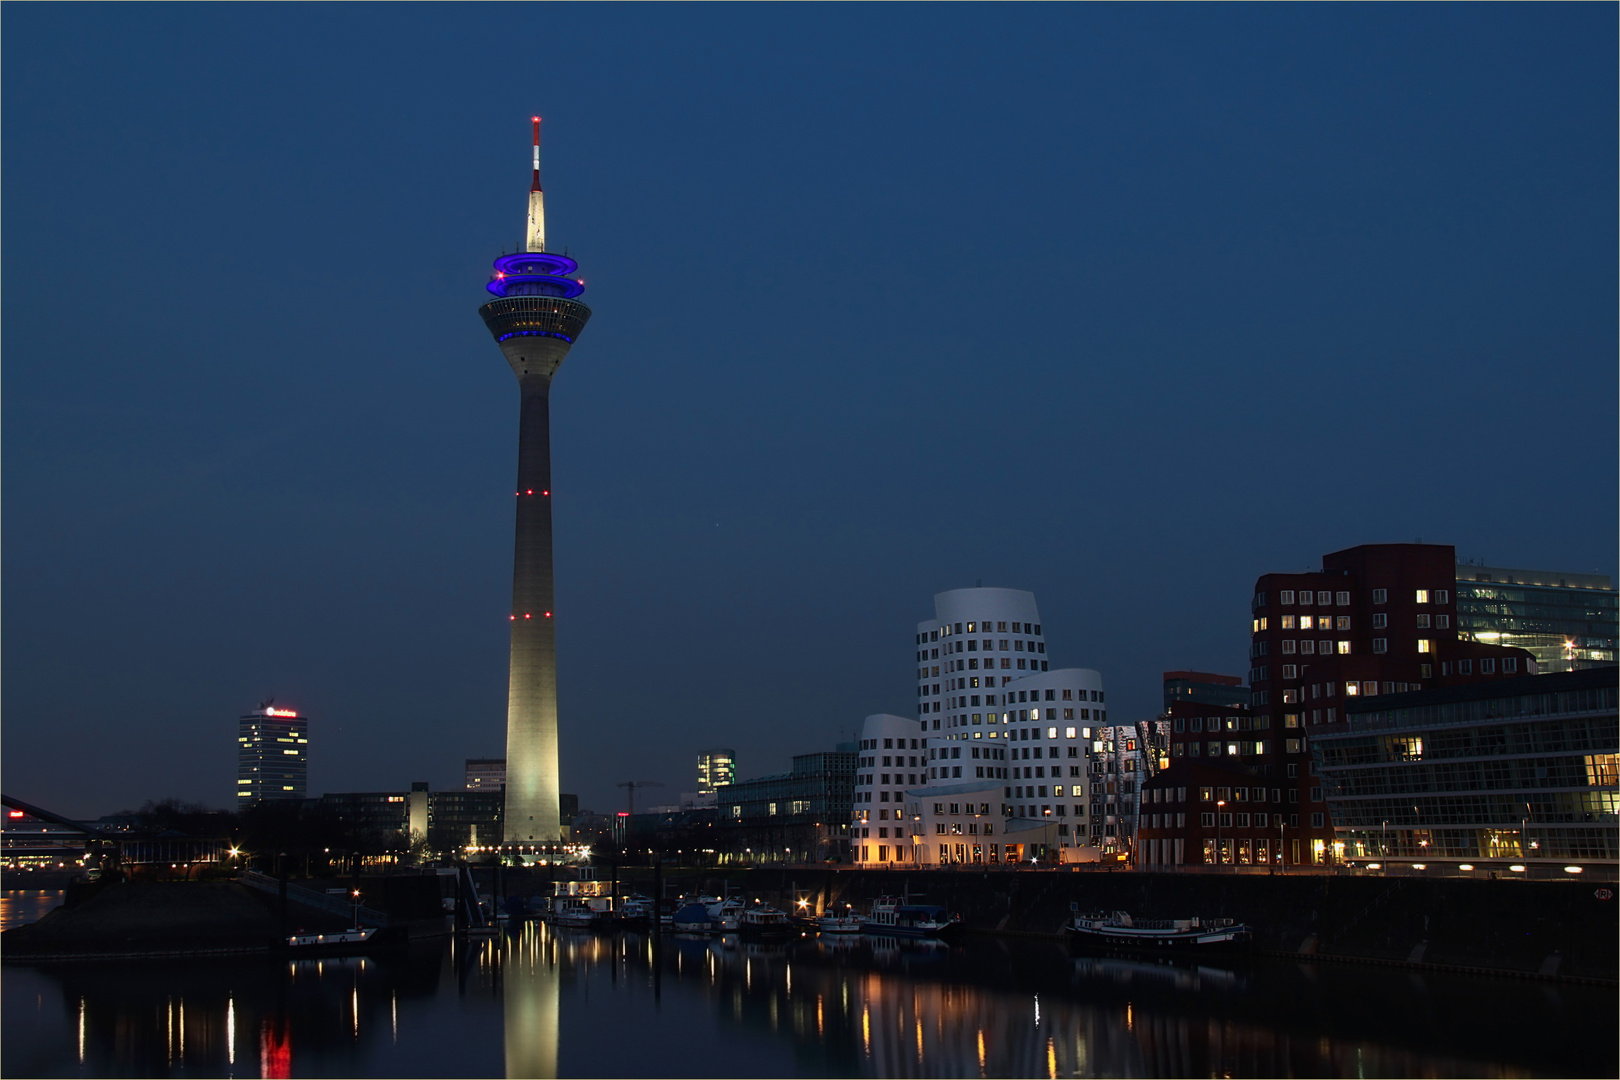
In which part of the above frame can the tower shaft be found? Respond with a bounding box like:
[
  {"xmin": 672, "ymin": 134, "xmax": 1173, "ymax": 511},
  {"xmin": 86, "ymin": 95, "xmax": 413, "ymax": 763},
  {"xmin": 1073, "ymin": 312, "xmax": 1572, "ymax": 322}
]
[{"xmin": 505, "ymin": 371, "xmax": 560, "ymax": 843}]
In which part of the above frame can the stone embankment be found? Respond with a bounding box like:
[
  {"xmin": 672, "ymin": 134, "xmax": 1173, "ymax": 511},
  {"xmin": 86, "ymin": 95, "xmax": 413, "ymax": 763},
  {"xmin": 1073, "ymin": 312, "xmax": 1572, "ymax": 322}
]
[{"xmin": 600, "ymin": 866, "xmax": 1618, "ymax": 984}]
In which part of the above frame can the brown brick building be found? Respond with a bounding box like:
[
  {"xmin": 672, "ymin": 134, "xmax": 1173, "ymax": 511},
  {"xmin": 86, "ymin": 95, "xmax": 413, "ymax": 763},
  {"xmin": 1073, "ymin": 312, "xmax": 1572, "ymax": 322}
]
[{"xmin": 1138, "ymin": 543, "xmax": 1533, "ymax": 869}]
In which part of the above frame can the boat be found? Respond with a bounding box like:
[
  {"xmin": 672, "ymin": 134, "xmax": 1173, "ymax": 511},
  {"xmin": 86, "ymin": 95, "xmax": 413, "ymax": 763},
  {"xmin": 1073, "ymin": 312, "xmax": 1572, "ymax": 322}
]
[
  {"xmin": 552, "ymin": 896, "xmax": 601, "ymax": 930},
  {"xmin": 618, "ymin": 895, "xmax": 655, "ymax": 927},
  {"xmin": 817, "ymin": 904, "xmax": 864, "ymax": 934},
  {"xmin": 671, "ymin": 902, "xmax": 716, "ymax": 933},
  {"xmin": 1066, "ymin": 909, "xmax": 1252, "ymax": 951},
  {"xmin": 704, "ymin": 896, "xmax": 744, "ymax": 932},
  {"xmin": 737, "ymin": 904, "xmax": 793, "ymax": 937},
  {"xmin": 860, "ymin": 897, "xmax": 963, "ymax": 938},
  {"xmin": 287, "ymin": 927, "xmax": 379, "ymax": 950}
]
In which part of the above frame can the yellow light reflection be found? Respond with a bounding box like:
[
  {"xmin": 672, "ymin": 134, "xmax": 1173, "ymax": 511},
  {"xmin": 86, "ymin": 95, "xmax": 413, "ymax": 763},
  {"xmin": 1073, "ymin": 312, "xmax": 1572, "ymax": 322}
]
[
  {"xmin": 817, "ymin": 996, "xmax": 824, "ymax": 1038},
  {"xmin": 977, "ymin": 1030, "xmax": 986, "ymax": 1076},
  {"xmin": 1047, "ymin": 1036, "xmax": 1056, "ymax": 1079},
  {"xmin": 862, "ymin": 1007, "xmax": 871, "ymax": 1057},
  {"xmin": 915, "ymin": 1019, "xmax": 924, "ymax": 1063},
  {"xmin": 1126, "ymin": 1001, "xmax": 1133, "ymax": 1030},
  {"xmin": 351, "ymin": 987, "xmax": 359, "ymax": 1037},
  {"xmin": 227, "ymin": 996, "xmax": 236, "ymax": 1067},
  {"xmin": 77, "ymin": 998, "xmax": 85, "ymax": 1063}
]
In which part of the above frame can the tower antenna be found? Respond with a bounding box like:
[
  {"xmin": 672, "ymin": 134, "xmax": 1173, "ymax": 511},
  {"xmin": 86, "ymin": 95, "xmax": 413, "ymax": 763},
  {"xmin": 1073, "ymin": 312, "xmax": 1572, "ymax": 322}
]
[{"xmin": 526, "ymin": 116, "xmax": 546, "ymax": 253}]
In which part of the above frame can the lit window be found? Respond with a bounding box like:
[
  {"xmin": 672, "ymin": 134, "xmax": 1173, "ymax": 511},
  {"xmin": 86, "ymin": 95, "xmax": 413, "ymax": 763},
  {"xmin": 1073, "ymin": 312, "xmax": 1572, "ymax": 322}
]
[
  {"xmin": 1344, "ymin": 682, "xmax": 1359, "ymax": 695},
  {"xmin": 1337, "ymin": 641, "xmax": 1350, "ymax": 654},
  {"xmin": 1299, "ymin": 615, "xmax": 1314, "ymax": 630},
  {"xmin": 1281, "ymin": 615, "xmax": 1296, "ymax": 629},
  {"xmin": 1417, "ymin": 639, "xmax": 1432, "ymax": 654},
  {"xmin": 1416, "ymin": 590, "xmax": 1430, "ymax": 603},
  {"xmin": 1065, "ymin": 726, "xmax": 1076, "ymax": 738},
  {"xmin": 1047, "ymin": 726, "xmax": 1058, "ymax": 738}
]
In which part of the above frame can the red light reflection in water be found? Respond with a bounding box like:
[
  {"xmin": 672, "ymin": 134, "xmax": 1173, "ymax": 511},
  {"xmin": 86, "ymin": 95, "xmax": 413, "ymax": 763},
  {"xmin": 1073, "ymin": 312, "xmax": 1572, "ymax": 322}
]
[{"xmin": 260, "ymin": 1017, "xmax": 292, "ymax": 1079}]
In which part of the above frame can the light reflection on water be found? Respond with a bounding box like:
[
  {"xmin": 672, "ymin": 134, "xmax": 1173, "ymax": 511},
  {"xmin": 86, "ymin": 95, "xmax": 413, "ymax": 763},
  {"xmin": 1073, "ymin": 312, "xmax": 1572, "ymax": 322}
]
[
  {"xmin": 1, "ymin": 888, "xmax": 65, "ymax": 932},
  {"xmin": 1, "ymin": 919, "xmax": 1614, "ymax": 1078}
]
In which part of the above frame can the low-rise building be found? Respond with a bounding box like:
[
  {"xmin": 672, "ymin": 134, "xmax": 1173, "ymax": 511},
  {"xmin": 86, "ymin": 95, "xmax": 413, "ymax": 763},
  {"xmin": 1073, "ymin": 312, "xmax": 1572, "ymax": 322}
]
[{"xmin": 1312, "ymin": 666, "xmax": 1618, "ymax": 874}]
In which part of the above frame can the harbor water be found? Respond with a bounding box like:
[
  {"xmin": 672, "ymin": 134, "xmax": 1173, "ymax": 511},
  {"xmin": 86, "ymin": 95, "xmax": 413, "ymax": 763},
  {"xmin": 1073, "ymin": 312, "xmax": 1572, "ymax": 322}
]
[{"xmin": 2, "ymin": 893, "xmax": 1614, "ymax": 1078}]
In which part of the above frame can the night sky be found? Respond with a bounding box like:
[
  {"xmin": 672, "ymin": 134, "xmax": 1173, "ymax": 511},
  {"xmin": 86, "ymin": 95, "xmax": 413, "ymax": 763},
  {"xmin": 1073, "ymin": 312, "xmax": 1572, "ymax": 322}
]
[{"xmin": 4, "ymin": 5, "xmax": 1614, "ymax": 820}]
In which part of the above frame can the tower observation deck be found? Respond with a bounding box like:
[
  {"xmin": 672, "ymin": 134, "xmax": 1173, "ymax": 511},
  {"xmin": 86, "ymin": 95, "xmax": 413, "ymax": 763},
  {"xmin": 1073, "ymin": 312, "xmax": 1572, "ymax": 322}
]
[{"xmin": 478, "ymin": 118, "xmax": 591, "ymax": 849}]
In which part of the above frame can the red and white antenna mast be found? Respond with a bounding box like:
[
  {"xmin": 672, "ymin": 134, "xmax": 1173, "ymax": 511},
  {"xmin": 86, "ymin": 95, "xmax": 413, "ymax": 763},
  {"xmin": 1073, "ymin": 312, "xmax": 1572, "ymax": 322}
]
[{"xmin": 525, "ymin": 116, "xmax": 546, "ymax": 253}]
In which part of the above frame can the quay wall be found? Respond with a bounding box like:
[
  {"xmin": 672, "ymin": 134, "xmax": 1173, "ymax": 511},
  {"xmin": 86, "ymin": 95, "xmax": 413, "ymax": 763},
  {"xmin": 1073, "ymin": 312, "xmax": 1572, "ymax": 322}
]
[{"xmin": 589, "ymin": 866, "xmax": 1618, "ymax": 983}]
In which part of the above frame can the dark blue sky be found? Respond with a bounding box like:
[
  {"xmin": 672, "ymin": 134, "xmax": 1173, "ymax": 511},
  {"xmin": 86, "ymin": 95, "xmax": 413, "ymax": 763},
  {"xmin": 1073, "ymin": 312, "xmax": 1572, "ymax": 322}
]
[{"xmin": 4, "ymin": 5, "xmax": 1614, "ymax": 819}]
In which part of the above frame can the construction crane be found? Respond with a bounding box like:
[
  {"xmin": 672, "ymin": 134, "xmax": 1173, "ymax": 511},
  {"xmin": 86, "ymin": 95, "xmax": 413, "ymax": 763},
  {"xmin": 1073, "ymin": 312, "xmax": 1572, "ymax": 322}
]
[{"xmin": 616, "ymin": 779, "xmax": 665, "ymax": 821}]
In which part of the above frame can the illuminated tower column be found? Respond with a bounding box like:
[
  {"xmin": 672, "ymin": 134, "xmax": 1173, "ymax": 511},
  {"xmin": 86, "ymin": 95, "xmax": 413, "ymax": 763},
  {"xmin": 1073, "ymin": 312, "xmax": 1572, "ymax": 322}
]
[{"xmin": 478, "ymin": 117, "xmax": 591, "ymax": 847}]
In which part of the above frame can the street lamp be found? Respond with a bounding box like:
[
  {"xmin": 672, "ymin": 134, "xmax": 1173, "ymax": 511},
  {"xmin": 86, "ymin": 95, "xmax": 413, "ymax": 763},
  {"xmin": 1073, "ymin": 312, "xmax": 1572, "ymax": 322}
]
[{"xmin": 1216, "ymin": 800, "xmax": 1226, "ymax": 867}]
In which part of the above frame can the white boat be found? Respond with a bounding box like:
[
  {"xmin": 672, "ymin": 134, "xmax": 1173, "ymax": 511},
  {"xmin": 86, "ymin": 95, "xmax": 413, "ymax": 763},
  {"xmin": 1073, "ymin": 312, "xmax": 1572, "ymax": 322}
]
[
  {"xmin": 1067, "ymin": 909, "xmax": 1251, "ymax": 951},
  {"xmin": 287, "ymin": 927, "xmax": 378, "ymax": 950},
  {"xmin": 553, "ymin": 897, "xmax": 600, "ymax": 930},
  {"xmin": 817, "ymin": 904, "xmax": 864, "ymax": 934},
  {"xmin": 704, "ymin": 897, "xmax": 744, "ymax": 932}
]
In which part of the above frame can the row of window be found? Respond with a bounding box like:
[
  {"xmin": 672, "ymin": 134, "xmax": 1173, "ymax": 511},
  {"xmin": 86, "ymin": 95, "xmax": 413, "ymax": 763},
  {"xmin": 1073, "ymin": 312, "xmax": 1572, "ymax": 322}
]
[
  {"xmin": 859, "ymin": 737, "xmax": 923, "ymax": 751},
  {"xmin": 920, "ymin": 657, "xmax": 1051, "ymax": 688},
  {"xmin": 921, "ymin": 621, "xmax": 1040, "ymax": 643},
  {"xmin": 1256, "ymin": 588, "xmax": 1451, "ymax": 608},
  {"xmin": 1174, "ymin": 715, "xmax": 1268, "ymax": 732},
  {"xmin": 1173, "ymin": 740, "xmax": 1273, "ymax": 758},
  {"xmin": 924, "ymin": 638, "xmax": 1047, "ymax": 659}
]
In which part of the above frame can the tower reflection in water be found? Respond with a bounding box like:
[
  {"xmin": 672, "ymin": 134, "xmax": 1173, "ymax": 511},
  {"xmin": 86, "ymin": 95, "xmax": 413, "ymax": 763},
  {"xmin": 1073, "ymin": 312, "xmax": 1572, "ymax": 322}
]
[{"xmin": 503, "ymin": 920, "xmax": 560, "ymax": 1079}]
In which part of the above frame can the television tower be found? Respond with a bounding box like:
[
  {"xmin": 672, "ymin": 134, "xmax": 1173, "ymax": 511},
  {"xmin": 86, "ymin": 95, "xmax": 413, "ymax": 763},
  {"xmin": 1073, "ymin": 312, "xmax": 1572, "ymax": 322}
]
[{"xmin": 478, "ymin": 117, "xmax": 592, "ymax": 849}]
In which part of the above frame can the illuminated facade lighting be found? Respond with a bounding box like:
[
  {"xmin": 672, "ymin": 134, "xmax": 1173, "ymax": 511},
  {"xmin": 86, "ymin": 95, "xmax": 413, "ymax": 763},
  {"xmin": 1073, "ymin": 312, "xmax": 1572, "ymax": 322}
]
[{"xmin": 479, "ymin": 119, "xmax": 593, "ymax": 849}]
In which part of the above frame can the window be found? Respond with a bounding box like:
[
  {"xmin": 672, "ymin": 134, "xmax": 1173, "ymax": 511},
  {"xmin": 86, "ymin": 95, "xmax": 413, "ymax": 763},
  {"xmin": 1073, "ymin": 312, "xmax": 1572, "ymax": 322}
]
[
  {"xmin": 1458, "ymin": 659, "xmax": 1473, "ymax": 675},
  {"xmin": 1335, "ymin": 592, "xmax": 1349, "ymax": 605},
  {"xmin": 1317, "ymin": 591, "xmax": 1331, "ymax": 605},
  {"xmin": 1337, "ymin": 641, "xmax": 1350, "ymax": 654},
  {"xmin": 1504, "ymin": 657, "xmax": 1519, "ymax": 673},
  {"xmin": 1336, "ymin": 616, "xmax": 1350, "ymax": 630},
  {"xmin": 1311, "ymin": 813, "xmax": 1325, "ymax": 828},
  {"xmin": 1200, "ymin": 812, "xmax": 1215, "ymax": 827},
  {"xmin": 1284, "ymin": 713, "xmax": 1299, "ymax": 728},
  {"xmin": 1481, "ymin": 658, "xmax": 1496, "ymax": 674},
  {"xmin": 1281, "ymin": 640, "xmax": 1297, "ymax": 655},
  {"xmin": 1280, "ymin": 590, "xmax": 1295, "ymax": 604},
  {"xmin": 1299, "ymin": 615, "xmax": 1314, "ymax": 631},
  {"xmin": 1309, "ymin": 787, "xmax": 1322, "ymax": 801},
  {"xmin": 1286, "ymin": 739, "xmax": 1302, "ymax": 754},
  {"xmin": 1282, "ymin": 689, "xmax": 1299, "ymax": 704},
  {"xmin": 1373, "ymin": 638, "xmax": 1388, "ymax": 654},
  {"xmin": 1372, "ymin": 613, "xmax": 1387, "ymax": 629},
  {"xmin": 1282, "ymin": 664, "xmax": 1297, "ymax": 679},
  {"xmin": 1417, "ymin": 614, "xmax": 1430, "ymax": 629},
  {"xmin": 1436, "ymin": 590, "xmax": 1449, "ymax": 604},
  {"xmin": 1373, "ymin": 588, "xmax": 1387, "ymax": 604},
  {"xmin": 1281, "ymin": 615, "xmax": 1296, "ymax": 629},
  {"xmin": 1437, "ymin": 614, "xmax": 1450, "ymax": 629},
  {"xmin": 1417, "ymin": 639, "xmax": 1432, "ymax": 653},
  {"xmin": 1415, "ymin": 589, "xmax": 1430, "ymax": 603}
]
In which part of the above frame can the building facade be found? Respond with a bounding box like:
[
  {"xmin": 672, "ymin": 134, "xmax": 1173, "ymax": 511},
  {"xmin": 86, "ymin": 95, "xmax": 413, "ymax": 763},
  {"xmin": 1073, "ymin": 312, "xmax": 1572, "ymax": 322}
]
[
  {"xmin": 1163, "ymin": 671, "xmax": 1248, "ymax": 711},
  {"xmin": 1244, "ymin": 543, "xmax": 1535, "ymax": 864},
  {"xmin": 237, "ymin": 703, "xmax": 308, "ymax": 804},
  {"xmin": 853, "ymin": 588, "xmax": 1110, "ymax": 867},
  {"xmin": 1455, "ymin": 564, "xmax": 1617, "ymax": 674},
  {"xmin": 697, "ymin": 749, "xmax": 736, "ymax": 794},
  {"xmin": 1312, "ymin": 666, "xmax": 1618, "ymax": 874},
  {"xmin": 713, "ymin": 748, "xmax": 855, "ymax": 862},
  {"xmin": 465, "ymin": 758, "xmax": 506, "ymax": 792}
]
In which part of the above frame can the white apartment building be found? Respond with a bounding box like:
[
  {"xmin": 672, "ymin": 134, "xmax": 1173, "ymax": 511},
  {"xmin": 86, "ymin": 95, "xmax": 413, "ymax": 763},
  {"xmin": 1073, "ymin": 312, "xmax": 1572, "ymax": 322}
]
[{"xmin": 853, "ymin": 588, "xmax": 1111, "ymax": 867}]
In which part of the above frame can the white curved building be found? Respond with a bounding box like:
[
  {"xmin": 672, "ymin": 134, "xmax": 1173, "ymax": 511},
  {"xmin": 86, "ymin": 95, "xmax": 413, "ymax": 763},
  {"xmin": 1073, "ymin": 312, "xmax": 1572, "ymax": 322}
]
[{"xmin": 854, "ymin": 588, "xmax": 1111, "ymax": 866}]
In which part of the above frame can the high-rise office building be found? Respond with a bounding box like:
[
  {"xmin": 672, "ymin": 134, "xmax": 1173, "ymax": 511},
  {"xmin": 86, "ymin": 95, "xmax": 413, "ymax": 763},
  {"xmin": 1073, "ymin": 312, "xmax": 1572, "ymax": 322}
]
[
  {"xmin": 465, "ymin": 758, "xmax": 507, "ymax": 792},
  {"xmin": 697, "ymin": 749, "xmax": 736, "ymax": 794},
  {"xmin": 478, "ymin": 119, "xmax": 592, "ymax": 850},
  {"xmin": 237, "ymin": 703, "xmax": 307, "ymax": 803},
  {"xmin": 1455, "ymin": 563, "xmax": 1617, "ymax": 673}
]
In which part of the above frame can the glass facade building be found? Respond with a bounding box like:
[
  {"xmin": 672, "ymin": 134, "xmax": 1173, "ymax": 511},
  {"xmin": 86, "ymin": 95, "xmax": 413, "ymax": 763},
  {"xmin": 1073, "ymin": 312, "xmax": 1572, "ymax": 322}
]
[
  {"xmin": 697, "ymin": 748, "xmax": 736, "ymax": 794},
  {"xmin": 1312, "ymin": 667, "xmax": 1618, "ymax": 869},
  {"xmin": 1456, "ymin": 564, "xmax": 1617, "ymax": 673}
]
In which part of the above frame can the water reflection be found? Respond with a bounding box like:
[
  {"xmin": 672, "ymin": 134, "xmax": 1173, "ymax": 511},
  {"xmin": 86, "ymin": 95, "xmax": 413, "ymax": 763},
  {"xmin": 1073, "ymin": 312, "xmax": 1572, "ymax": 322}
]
[
  {"xmin": 2, "ymin": 920, "xmax": 1613, "ymax": 1078},
  {"xmin": 0, "ymin": 888, "xmax": 65, "ymax": 932}
]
